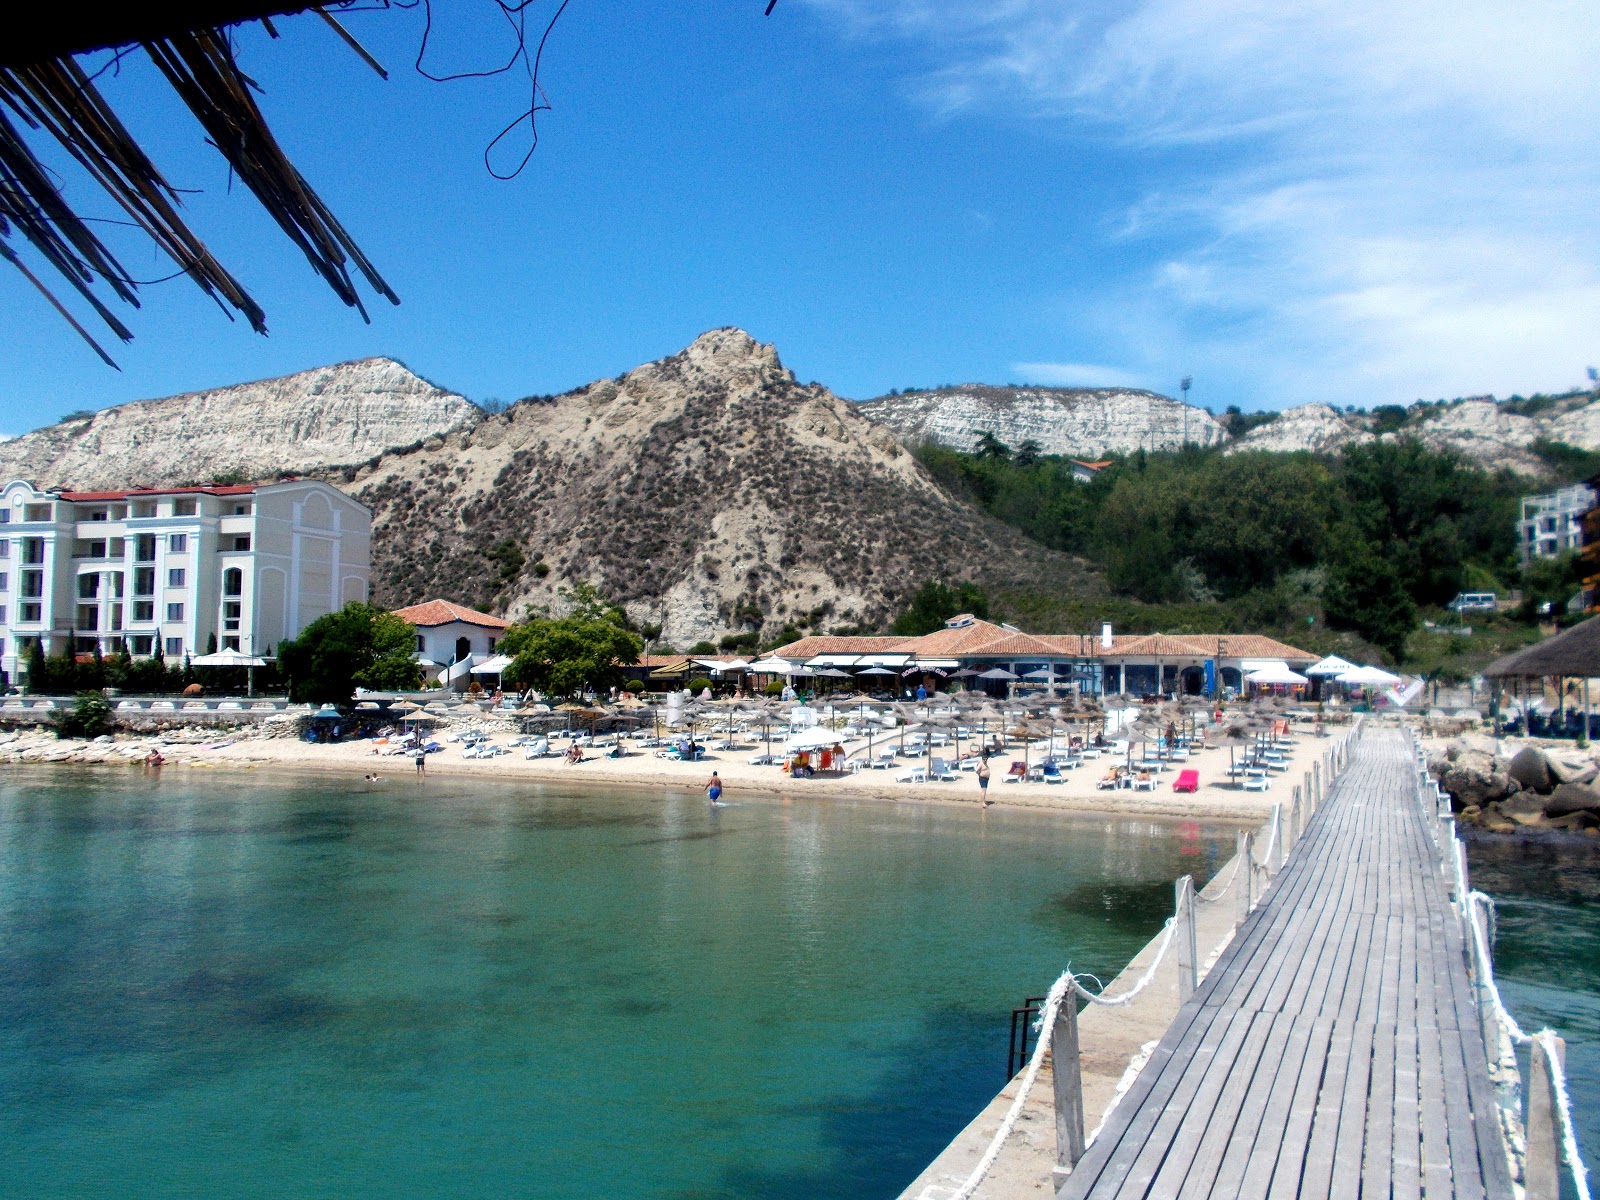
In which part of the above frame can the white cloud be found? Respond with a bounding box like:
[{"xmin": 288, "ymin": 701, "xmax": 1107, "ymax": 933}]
[
  {"xmin": 1012, "ymin": 361, "xmax": 1146, "ymax": 388},
  {"xmin": 804, "ymin": 0, "xmax": 1600, "ymax": 405}
]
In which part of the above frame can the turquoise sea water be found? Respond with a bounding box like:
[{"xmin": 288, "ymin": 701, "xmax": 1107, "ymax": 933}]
[
  {"xmin": 1465, "ymin": 833, "xmax": 1599, "ymax": 1176},
  {"xmin": 0, "ymin": 769, "xmax": 1233, "ymax": 1200}
]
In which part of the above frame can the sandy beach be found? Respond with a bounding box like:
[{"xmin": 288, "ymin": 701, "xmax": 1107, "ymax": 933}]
[{"xmin": 0, "ymin": 713, "xmax": 1335, "ymax": 823}]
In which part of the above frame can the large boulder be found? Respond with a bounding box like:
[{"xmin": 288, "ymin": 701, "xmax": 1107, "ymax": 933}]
[
  {"xmin": 1507, "ymin": 746, "xmax": 1554, "ymax": 793},
  {"xmin": 1545, "ymin": 754, "xmax": 1599, "ymax": 786},
  {"xmin": 1432, "ymin": 747, "xmax": 1517, "ymax": 808},
  {"xmin": 1544, "ymin": 782, "xmax": 1600, "ymax": 817}
]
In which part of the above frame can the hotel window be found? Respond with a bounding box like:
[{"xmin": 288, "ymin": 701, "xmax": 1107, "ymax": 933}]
[
  {"xmin": 0, "ymin": 607, "xmax": 6, "ymax": 624},
  {"xmin": 84, "ymin": 539, "xmax": 107, "ymax": 559},
  {"xmin": 165, "ymin": 637, "xmax": 183, "ymax": 657},
  {"xmin": 223, "ymin": 636, "xmax": 241, "ymax": 651},
  {"xmin": 20, "ymin": 603, "xmax": 40, "ymax": 622},
  {"xmin": 78, "ymin": 574, "xmax": 99, "ymax": 599},
  {"xmin": 0, "ymin": 539, "xmax": 8, "ymax": 558},
  {"xmin": 223, "ymin": 600, "xmax": 241, "ymax": 631},
  {"xmin": 111, "ymin": 573, "xmax": 124, "ymax": 598},
  {"xmin": 173, "ymin": 499, "xmax": 197, "ymax": 516},
  {"xmin": 20, "ymin": 570, "xmax": 42, "ymax": 598},
  {"xmin": 131, "ymin": 502, "xmax": 155, "ymax": 519},
  {"xmin": 88, "ymin": 509, "xmax": 108, "ymax": 521},
  {"xmin": 23, "ymin": 503, "xmax": 51, "ymax": 522},
  {"xmin": 110, "ymin": 606, "xmax": 123, "ymax": 632},
  {"xmin": 168, "ymin": 533, "xmax": 187, "ymax": 552},
  {"xmin": 134, "ymin": 567, "xmax": 155, "ymax": 595},
  {"xmin": 134, "ymin": 534, "xmax": 156, "ymax": 562},
  {"xmin": 77, "ymin": 605, "xmax": 98, "ymax": 631},
  {"xmin": 0, "ymin": 639, "xmax": 6, "ymax": 657},
  {"xmin": 131, "ymin": 635, "xmax": 153, "ymax": 655},
  {"xmin": 232, "ymin": 503, "xmax": 252, "ymax": 516},
  {"xmin": 166, "ymin": 602, "xmax": 184, "ymax": 622},
  {"xmin": 232, "ymin": 535, "xmax": 251, "ymax": 552},
  {"xmin": 0, "ymin": 572, "xmax": 7, "ymax": 591},
  {"xmin": 133, "ymin": 601, "xmax": 154, "ymax": 622},
  {"xmin": 168, "ymin": 568, "xmax": 186, "ymax": 587},
  {"xmin": 223, "ymin": 567, "xmax": 243, "ymax": 596},
  {"xmin": 416, "ymin": 634, "xmax": 425, "ymax": 653},
  {"xmin": 0, "ymin": 510, "xmax": 8, "ymax": 523},
  {"xmin": 22, "ymin": 538, "xmax": 44, "ymax": 564}
]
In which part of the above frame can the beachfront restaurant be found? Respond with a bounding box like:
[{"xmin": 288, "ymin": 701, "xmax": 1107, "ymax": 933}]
[{"xmin": 769, "ymin": 619, "xmax": 1316, "ymax": 699}]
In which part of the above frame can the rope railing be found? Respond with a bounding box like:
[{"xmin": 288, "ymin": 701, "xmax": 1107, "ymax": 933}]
[
  {"xmin": 935, "ymin": 719, "xmax": 1367, "ymax": 1199},
  {"xmin": 1409, "ymin": 730, "xmax": 1591, "ymax": 1200}
]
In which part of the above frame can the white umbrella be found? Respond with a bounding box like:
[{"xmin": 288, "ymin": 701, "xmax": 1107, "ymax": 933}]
[
  {"xmin": 1305, "ymin": 654, "xmax": 1357, "ymax": 676},
  {"xmin": 785, "ymin": 726, "xmax": 844, "ymax": 751},
  {"xmin": 1336, "ymin": 665, "xmax": 1402, "ymax": 686},
  {"xmin": 470, "ymin": 654, "xmax": 514, "ymax": 675},
  {"xmin": 749, "ymin": 657, "xmax": 795, "ymax": 674},
  {"xmin": 1246, "ymin": 664, "xmax": 1308, "ymax": 686}
]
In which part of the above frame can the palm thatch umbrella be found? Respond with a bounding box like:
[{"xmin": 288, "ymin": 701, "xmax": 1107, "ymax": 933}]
[{"xmin": 1216, "ymin": 720, "xmax": 1256, "ymax": 786}]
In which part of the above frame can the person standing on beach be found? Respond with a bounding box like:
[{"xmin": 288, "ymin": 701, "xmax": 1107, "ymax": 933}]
[
  {"xmin": 414, "ymin": 745, "xmax": 426, "ymax": 777},
  {"xmin": 706, "ymin": 771, "xmax": 723, "ymax": 805},
  {"xmin": 977, "ymin": 756, "xmax": 992, "ymax": 807}
]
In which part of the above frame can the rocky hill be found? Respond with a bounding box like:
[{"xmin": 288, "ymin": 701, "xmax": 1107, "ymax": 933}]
[
  {"xmin": 857, "ymin": 385, "xmax": 1227, "ymax": 458},
  {"xmin": 1229, "ymin": 393, "xmax": 1600, "ymax": 474},
  {"xmin": 0, "ymin": 358, "xmax": 477, "ymax": 489},
  {"xmin": 340, "ymin": 330, "xmax": 1096, "ymax": 645}
]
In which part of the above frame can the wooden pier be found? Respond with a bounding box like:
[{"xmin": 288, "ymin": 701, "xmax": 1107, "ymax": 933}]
[{"xmin": 1056, "ymin": 728, "xmax": 1514, "ymax": 1200}]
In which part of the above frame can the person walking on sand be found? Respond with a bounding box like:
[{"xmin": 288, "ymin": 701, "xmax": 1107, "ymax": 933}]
[
  {"xmin": 706, "ymin": 771, "xmax": 723, "ymax": 805},
  {"xmin": 977, "ymin": 755, "xmax": 992, "ymax": 807}
]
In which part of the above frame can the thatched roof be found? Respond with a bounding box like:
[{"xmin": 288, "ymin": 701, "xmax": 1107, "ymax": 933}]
[{"xmin": 1483, "ymin": 615, "xmax": 1600, "ymax": 678}]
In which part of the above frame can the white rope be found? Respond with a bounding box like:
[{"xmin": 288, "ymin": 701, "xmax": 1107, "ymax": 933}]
[
  {"xmin": 1537, "ymin": 1027, "xmax": 1595, "ymax": 1200},
  {"xmin": 1257, "ymin": 807, "xmax": 1280, "ymax": 875},
  {"xmin": 1195, "ymin": 852, "xmax": 1242, "ymax": 906},
  {"xmin": 937, "ymin": 972, "xmax": 1073, "ymax": 1200},
  {"xmin": 1068, "ymin": 918, "xmax": 1179, "ymax": 1006},
  {"xmin": 1468, "ymin": 890, "xmax": 1593, "ymax": 1200}
]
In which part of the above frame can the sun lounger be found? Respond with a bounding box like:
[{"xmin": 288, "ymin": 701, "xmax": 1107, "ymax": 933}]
[
  {"xmin": 1041, "ymin": 762, "xmax": 1065, "ymax": 784},
  {"xmin": 870, "ymin": 750, "xmax": 896, "ymax": 769},
  {"xmin": 896, "ymin": 765, "xmax": 928, "ymax": 783},
  {"xmin": 930, "ymin": 757, "xmax": 959, "ymax": 782},
  {"xmin": 1173, "ymin": 769, "xmax": 1200, "ymax": 793},
  {"xmin": 1096, "ymin": 770, "xmax": 1123, "ymax": 790},
  {"xmin": 1003, "ymin": 761, "xmax": 1028, "ymax": 783},
  {"xmin": 1133, "ymin": 771, "xmax": 1156, "ymax": 791},
  {"xmin": 1243, "ymin": 769, "xmax": 1270, "ymax": 792}
]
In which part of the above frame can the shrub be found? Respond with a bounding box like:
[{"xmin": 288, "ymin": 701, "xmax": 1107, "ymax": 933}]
[
  {"xmin": 688, "ymin": 641, "xmax": 718, "ymax": 655},
  {"xmin": 764, "ymin": 680, "xmax": 784, "ymax": 696},
  {"xmin": 624, "ymin": 679, "xmax": 645, "ymax": 694},
  {"xmin": 54, "ymin": 691, "xmax": 113, "ymax": 740},
  {"xmin": 688, "ymin": 676, "xmax": 714, "ymax": 694}
]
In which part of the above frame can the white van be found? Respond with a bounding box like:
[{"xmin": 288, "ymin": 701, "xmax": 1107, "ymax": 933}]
[{"xmin": 1448, "ymin": 592, "xmax": 1498, "ymax": 613}]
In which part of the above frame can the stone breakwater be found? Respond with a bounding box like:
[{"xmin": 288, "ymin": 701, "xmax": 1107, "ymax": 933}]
[{"xmin": 1429, "ymin": 736, "xmax": 1600, "ymax": 835}]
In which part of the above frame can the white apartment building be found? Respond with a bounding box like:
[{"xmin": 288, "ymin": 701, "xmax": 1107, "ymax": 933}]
[
  {"xmin": 0, "ymin": 479, "xmax": 371, "ymax": 682},
  {"xmin": 1517, "ymin": 483, "xmax": 1595, "ymax": 565}
]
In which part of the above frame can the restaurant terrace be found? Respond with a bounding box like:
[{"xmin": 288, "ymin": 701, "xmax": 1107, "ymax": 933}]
[{"xmin": 769, "ymin": 614, "xmax": 1317, "ymax": 698}]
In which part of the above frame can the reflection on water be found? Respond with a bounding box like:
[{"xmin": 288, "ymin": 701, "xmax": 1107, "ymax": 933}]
[
  {"xmin": 0, "ymin": 768, "xmax": 1236, "ymax": 1200},
  {"xmin": 1465, "ymin": 832, "xmax": 1599, "ymax": 1167}
]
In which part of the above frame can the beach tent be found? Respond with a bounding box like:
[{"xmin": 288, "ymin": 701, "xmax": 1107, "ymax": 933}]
[{"xmin": 785, "ymin": 727, "xmax": 843, "ymax": 751}]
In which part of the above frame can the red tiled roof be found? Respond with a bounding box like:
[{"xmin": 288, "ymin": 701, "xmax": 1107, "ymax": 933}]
[
  {"xmin": 768, "ymin": 635, "xmax": 909, "ymax": 658},
  {"xmin": 391, "ymin": 599, "xmax": 509, "ymax": 629},
  {"xmin": 1071, "ymin": 460, "xmax": 1113, "ymax": 471},
  {"xmin": 58, "ymin": 484, "xmax": 258, "ymax": 501}
]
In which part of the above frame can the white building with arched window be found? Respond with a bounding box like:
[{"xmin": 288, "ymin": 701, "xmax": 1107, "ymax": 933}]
[{"xmin": 0, "ymin": 478, "xmax": 370, "ymax": 680}]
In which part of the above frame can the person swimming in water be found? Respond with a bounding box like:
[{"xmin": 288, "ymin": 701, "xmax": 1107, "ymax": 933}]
[{"xmin": 706, "ymin": 771, "xmax": 723, "ymax": 805}]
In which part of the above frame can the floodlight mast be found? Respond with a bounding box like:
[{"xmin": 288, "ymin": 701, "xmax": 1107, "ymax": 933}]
[{"xmin": 1180, "ymin": 376, "xmax": 1193, "ymax": 446}]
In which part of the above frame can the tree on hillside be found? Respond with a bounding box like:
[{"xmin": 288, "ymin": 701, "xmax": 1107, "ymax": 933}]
[
  {"xmin": 974, "ymin": 430, "xmax": 1011, "ymax": 461},
  {"xmin": 1321, "ymin": 531, "xmax": 1418, "ymax": 661},
  {"xmin": 501, "ymin": 584, "xmax": 643, "ymax": 698},
  {"xmin": 1013, "ymin": 439, "xmax": 1043, "ymax": 467},
  {"xmin": 277, "ymin": 603, "xmax": 420, "ymax": 704},
  {"xmin": 890, "ymin": 581, "xmax": 990, "ymax": 637}
]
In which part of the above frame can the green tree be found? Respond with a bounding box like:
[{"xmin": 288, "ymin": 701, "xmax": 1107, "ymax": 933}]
[
  {"xmin": 890, "ymin": 581, "xmax": 990, "ymax": 637},
  {"xmin": 53, "ymin": 691, "xmax": 113, "ymax": 739},
  {"xmin": 500, "ymin": 588, "xmax": 644, "ymax": 698},
  {"xmin": 1322, "ymin": 532, "xmax": 1418, "ymax": 661},
  {"xmin": 973, "ymin": 430, "xmax": 1011, "ymax": 461},
  {"xmin": 277, "ymin": 603, "xmax": 420, "ymax": 704},
  {"xmin": 1013, "ymin": 439, "xmax": 1043, "ymax": 467},
  {"xmin": 1518, "ymin": 551, "xmax": 1582, "ymax": 619},
  {"xmin": 23, "ymin": 640, "xmax": 47, "ymax": 693}
]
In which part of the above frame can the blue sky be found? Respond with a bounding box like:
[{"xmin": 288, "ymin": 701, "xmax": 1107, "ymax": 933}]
[{"xmin": 2, "ymin": 0, "xmax": 1596, "ymax": 434}]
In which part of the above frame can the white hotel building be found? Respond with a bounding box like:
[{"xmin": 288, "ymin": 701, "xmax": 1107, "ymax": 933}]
[{"xmin": 0, "ymin": 479, "xmax": 371, "ymax": 682}]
